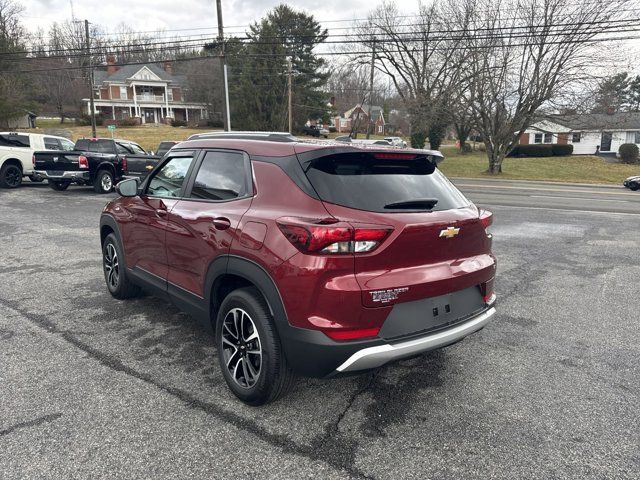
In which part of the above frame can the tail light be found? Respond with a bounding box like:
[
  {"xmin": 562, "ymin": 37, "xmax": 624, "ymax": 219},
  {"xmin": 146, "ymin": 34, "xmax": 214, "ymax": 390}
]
[
  {"xmin": 373, "ymin": 152, "xmax": 417, "ymax": 160},
  {"xmin": 323, "ymin": 326, "xmax": 380, "ymax": 341},
  {"xmin": 78, "ymin": 155, "xmax": 89, "ymax": 169},
  {"xmin": 32, "ymin": 155, "xmax": 36, "ymax": 168},
  {"xmin": 479, "ymin": 210, "xmax": 493, "ymax": 229},
  {"xmin": 121, "ymin": 156, "xmax": 127, "ymax": 172},
  {"xmin": 277, "ymin": 218, "xmax": 392, "ymax": 254}
]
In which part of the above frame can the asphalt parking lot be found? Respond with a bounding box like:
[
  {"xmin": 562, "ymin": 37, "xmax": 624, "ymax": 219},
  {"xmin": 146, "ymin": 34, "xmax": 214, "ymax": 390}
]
[{"xmin": 1, "ymin": 180, "xmax": 639, "ymax": 479}]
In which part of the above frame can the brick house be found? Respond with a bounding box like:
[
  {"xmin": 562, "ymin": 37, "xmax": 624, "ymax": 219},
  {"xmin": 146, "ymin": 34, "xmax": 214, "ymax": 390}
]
[
  {"xmin": 83, "ymin": 55, "xmax": 207, "ymax": 125},
  {"xmin": 334, "ymin": 104, "xmax": 386, "ymax": 134}
]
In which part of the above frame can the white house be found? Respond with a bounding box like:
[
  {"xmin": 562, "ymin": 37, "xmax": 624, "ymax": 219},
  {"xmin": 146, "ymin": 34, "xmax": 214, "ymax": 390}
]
[{"xmin": 520, "ymin": 112, "xmax": 640, "ymax": 155}]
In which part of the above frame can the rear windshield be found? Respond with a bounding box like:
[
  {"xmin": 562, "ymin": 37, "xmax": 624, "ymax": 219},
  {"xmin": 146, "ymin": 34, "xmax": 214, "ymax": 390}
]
[
  {"xmin": 75, "ymin": 139, "xmax": 115, "ymax": 154},
  {"xmin": 304, "ymin": 153, "xmax": 470, "ymax": 212}
]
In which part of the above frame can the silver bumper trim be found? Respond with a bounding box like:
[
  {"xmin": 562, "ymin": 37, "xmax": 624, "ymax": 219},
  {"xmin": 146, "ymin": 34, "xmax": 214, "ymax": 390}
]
[
  {"xmin": 35, "ymin": 170, "xmax": 90, "ymax": 180},
  {"xmin": 336, "ymin": 307, "xmax": 496, "ymax": 373}
]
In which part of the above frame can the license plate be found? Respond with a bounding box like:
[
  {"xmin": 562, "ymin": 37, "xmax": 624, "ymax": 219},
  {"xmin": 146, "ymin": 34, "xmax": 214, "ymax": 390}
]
[{"xmin": 47, "ymin": 171, "xmax": 65, "ymax": 176}]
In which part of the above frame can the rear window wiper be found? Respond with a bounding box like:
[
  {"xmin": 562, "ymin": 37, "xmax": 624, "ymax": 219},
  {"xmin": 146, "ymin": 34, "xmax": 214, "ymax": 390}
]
[{"xmin": 384, "ymin": 198, "xmax": 439, "ymax": 210}]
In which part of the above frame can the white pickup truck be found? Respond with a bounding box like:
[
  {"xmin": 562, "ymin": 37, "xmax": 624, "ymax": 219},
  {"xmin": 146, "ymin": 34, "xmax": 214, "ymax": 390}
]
[{"xmin": 0, "ymin": 132, "xmax": 75, "ymax": 188}]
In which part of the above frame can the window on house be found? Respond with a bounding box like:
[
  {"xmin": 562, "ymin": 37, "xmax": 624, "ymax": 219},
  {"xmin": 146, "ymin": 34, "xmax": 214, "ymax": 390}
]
[
  {"xmin": 572, "ymin": 133, "xmax": 581, "ymax": 143},
  {"xmin": 119, "ymin": 86, "xmax": 128, "ymax": 99},
  {"xmin": 635, "ymin": 132, "xmax": 640, "ymax": 144},
  {"xmin": 544, "ymin": 133, "xmax": 553, "ymax": 143},
  {"xmin": 534, "ymin": 133, "xmax": 543, "ymax": 144}
]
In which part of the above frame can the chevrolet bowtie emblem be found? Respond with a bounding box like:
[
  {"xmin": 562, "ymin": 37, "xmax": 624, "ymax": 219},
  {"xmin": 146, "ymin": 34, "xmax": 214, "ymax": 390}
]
[
  {"xmin": 439, "ymin": 226, "xmax": 460, "ymax": 239},
  {"xmin": 146, "ymin": 165, "xmax": 153, "ymax": 170}
]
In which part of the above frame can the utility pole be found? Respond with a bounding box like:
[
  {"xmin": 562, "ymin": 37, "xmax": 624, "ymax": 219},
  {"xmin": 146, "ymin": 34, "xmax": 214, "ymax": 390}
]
[
  {"xmin": 216, "ymin": 0, "xmax": 231, "ymax": 131},
  {"xmin": 287, "ymin": 58, "xmax": 293, "ymax": 134},
  {"xmin": 85, "ymin": 19, "xmax": 96, "ymax": 138},
  {"xmin": 366, "ymin": 41, "xmax": 376, "ymax": 139}
]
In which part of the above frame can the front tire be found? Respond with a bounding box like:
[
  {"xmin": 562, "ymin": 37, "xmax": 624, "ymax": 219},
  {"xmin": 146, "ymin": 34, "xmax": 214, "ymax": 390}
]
[
  {"xmin": 630, "ymin": 183, "xmax": 639, "ymax": 191},
  {"xmin": 216, "ymin": 287, "xmax": 295, "ymax": 405},
  {"xmin": 94, "ymin": 170, "xmax": 114, "ymax": 194},
  {"xmin": 49, "ymin": 181, "xmax": 71, "ymax": 191},
  {"xmin": 0, "ymin": 163, "xmax": 22, "ymax": 188},
  {"xmin": 102, "ymin": 233, "xmax": 141, "ymax": 299}
]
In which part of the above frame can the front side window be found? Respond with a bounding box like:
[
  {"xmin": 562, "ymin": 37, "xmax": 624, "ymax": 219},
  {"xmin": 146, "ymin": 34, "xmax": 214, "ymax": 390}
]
[
  {"xmin": 129, "ymin": 143, "xmax": 146, "ymax": 154},
  {"xmin": 60, "ymin": 139, "xmax": 75, "ymax": 151},
  {"xmin": 147, "ymin": 156, "xmax": 194, "ymax": 198},
  {"xmin": 190, "ymin": 151, "xmax": 248, "ymax": 201}
]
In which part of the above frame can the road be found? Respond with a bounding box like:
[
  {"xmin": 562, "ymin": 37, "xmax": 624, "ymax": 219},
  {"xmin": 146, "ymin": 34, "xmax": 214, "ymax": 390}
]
[{"xmin": 0, "ymin": 180, "xmax": 638, "ymax": 479}]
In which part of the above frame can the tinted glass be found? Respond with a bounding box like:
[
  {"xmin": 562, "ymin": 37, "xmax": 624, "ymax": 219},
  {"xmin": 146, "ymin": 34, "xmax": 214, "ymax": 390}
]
[
  {"xmin": 147, "ymin": 156, "xmax": 194, "ymax": 198},
  {"xmin": 115, "ymin": 143, "xmax": 131, "ymax": 154},
  {"xmin": 129, "ymin": 143, "xmax": 145, "ymax": 154},
  {"xmin": 0, "ymin": 134, "xmax": 30, "ymax": 148},
  {"xmin": 190, "ymin": 151, "xmax": 247, "ymax": 201},
  {"xmin": 75, "ymin": 139, "xmax": 115, "ymax": 154},
  {"xmin": 44, "ymin": 137, "xmax": 60, "ymax": 150},
  {"xmin": 305, "ymin": 153, "xmax": 470, "ymax": 213}
]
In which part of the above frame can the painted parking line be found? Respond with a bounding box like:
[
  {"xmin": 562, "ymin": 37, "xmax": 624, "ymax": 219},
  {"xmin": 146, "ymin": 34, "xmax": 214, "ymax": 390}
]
[
  {"xmin": 528, "ymin": 195, "xmax": 632, "ymax": 203},
  {"xmin": 456, "ymin": 183, "xmax": 632, "ymax": 196}
]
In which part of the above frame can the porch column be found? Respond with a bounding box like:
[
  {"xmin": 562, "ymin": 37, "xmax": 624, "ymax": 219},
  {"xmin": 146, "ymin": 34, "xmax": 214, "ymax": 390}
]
[
  {"xmin": 164, "ymin": 85, "xmax": 169, "ymax": 118},
  {"xmin": 185, "ymin": 108, "xmax": 189, "ymax": 122},
  {"xmin": 112, "ymin": 106, "xmax": 115, "ymax": 120},
  {"xmin": 132, "ymin": 82, "xmax": 138, "ymax": 116},
  {"xmin": 129, "ymin": 106, "xmax": 132, "ymax": 117},
  {"xmin": 153, "ymin": 109, "xmax": 158, "ymax": 124}
]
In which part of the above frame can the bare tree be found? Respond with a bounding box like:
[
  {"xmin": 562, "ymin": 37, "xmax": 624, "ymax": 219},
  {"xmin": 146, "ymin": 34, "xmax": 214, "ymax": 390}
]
[{"xmin": 459, "ymin": 0, "xmax": 626, "ymax": 173}]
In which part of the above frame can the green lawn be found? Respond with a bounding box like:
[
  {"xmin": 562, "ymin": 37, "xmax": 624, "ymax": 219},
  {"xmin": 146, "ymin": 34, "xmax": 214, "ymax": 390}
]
[{"xmin": 438, "ymin": 146, "xmax": 639, "ymax": 185}]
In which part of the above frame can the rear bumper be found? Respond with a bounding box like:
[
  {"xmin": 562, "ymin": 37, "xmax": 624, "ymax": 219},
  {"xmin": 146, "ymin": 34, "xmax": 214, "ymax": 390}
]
[
  {"xmin": 280, "ymin": 299, "xmax": 496, "ymax": 378},
  {"xmin": 35, "ymin": 170, "xmax": 90, "ymax": 182},
  {"xmin": 336, "ymin": 306, "xmax": 495, "ymax": 372}
]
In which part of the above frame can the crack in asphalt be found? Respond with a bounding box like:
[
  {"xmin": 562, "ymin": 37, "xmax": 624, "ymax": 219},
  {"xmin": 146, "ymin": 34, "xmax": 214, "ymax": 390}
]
[
  {"xmin": 0, "ymin": 297, "xmax": 372, "ymax": 479},
  {"xmin": 0, "ymin": 413, "xmax": 63, "ymax": 437}
]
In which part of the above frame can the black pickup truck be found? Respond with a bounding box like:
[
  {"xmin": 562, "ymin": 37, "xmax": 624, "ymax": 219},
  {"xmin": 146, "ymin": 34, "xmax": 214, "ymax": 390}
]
[{"xmin": 33, "ymin": 138, "xmax": 160, "ymax": 193}]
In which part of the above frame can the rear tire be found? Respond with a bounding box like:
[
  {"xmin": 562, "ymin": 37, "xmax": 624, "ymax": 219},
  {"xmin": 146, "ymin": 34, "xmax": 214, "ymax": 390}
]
[
  {"xmin": 0, "ymin": 163, "xmax": 22, "ymax": 189},
  {"xmin": 630, "ymin": 183, "xmax": 639, "ymax": 191},
  {"xmin": 49, "ymin": 181, "xmax": 71, "ymax": 191},
  {"xmin": 216, "ymin": 287, "xmax": 295, "ymax": 405},
  {"xmin": 94, "ymin": 170, "xmax": 114, "ymax": 194},
  {"xmin": 102, "ymin": 233, "xmax": 141, "ymax": 299}
]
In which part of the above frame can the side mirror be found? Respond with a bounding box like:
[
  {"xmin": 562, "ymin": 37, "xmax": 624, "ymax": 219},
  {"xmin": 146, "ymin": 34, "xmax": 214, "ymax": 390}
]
[{"xmin": 115, "ymin": 178, "xmax": 139, "ymax": 197}]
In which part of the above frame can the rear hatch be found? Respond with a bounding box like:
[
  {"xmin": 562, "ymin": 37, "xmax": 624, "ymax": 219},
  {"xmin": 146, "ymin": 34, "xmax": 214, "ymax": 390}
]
[{"xmin": 296, "ymin": 148, "xmax": 496, "ymax": 310}]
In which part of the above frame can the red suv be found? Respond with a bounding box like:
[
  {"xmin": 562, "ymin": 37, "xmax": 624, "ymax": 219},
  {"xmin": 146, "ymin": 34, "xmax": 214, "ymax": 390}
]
[{"xmin": 100, "ymin": 133, "xmax": 496, "ymax": 405}]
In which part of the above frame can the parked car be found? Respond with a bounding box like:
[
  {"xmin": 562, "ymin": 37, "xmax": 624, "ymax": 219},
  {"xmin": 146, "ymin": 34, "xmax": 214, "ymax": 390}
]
[
  {"xmin": 100, "ymin": 133, "xmax": 496, "ymax": 405},
  {"xmin": 0, "ymin": 132, "xmax": 75, "ymax": 188},
  {"xmin": 33, "ymin": 138, "xmax": 160, "ymax": 193},
  {"xmin": 155, "ymin": 141, "xmax": 179, "ymax": 157},
  {"xmin": 623, "ymin": 175, "xmax": 640, "ymax": 191},
  {"xmin": 301, "ymin": 125, "xmax": 328, "ymax": 138},
  {"xmin": 385, "ymin": 136, "xmax": 408, "ymax": 148}
]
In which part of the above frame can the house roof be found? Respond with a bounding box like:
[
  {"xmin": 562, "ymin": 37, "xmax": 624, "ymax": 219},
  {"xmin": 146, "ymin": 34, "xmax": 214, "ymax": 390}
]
[
  {"xmin": 343, "ymin": 104, "xmax": 383, "ymax": 119},
  {"xmin": 93, "ymin": 64, "xmax": 186, "ymax": 85},
  {"xmin": 550, "ymin": 112, "xmax": 640, "ymax": 131}
]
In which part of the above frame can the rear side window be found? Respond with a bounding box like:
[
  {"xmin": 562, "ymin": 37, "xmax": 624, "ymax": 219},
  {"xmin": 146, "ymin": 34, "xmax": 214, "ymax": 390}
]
[
  {"xmin": 189, "ymin": 151, "xmax": 248, "ymax": 201},
  {"xmin": 147, "ymin": 156, "xmax": 194, "ymax": 198},
  {"xmin": 0, "ymin": 134, "xmax": 30, "ymax": 148},
  {"xmin": 44, "ymin": 137, "xmax": 60, "ymax": 150},
  {"xmin": 304, "ymin": 153, "xmax": 470, "ymax": 212}
]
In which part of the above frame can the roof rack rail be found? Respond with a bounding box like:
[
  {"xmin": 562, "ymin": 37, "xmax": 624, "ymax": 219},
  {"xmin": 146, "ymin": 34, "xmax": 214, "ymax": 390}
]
[{"xmin": 187, "ymin": 131, "xmax": 298, "ymax": 143}]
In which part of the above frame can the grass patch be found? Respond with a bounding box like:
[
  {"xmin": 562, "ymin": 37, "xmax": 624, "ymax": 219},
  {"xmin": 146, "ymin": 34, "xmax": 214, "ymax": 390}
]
[{"xmin": 438, "ymin": 146, "xmax": 638, "ymax": 185}]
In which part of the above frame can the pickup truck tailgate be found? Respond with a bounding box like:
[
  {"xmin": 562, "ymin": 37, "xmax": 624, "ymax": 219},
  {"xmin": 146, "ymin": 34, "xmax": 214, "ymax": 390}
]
[{"xmin": 34, "ymin": 151, "xmax": 82, "ymax": 173}]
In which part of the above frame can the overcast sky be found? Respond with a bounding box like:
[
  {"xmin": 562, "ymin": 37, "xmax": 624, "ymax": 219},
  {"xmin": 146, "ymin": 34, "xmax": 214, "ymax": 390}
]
[{"xmin": 20, "ymin": 0, "xmax": 411, "ymax": 36}]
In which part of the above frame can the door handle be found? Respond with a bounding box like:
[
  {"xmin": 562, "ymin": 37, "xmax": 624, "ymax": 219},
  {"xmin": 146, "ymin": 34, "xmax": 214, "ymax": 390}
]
[
  {"xmin": 155, "ymin": 208, "xmax": 167, "ymax": 218},
  {"xmin": 212, "ymin": 217, "xmax": 231, "ymax": 230}
]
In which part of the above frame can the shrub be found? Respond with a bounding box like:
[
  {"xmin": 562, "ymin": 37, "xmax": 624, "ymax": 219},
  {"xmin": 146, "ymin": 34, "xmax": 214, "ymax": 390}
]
[
  {"xmin": 119, "ymin": 117, "xmax": 139, "ymax": 127},
  {"xmin": 460, "ymin": 142, "xmax": 472, "ymax": 153},
  {"xmin": 618, "ymin": 143, "xmax": 639, "ymax": 164},
  {"xmin": 551, "ymin": 144, "xmax": 574, "ymax": 156},
  {"xmin": 510, "ymin": 144, "xmax": 554, "ymax": 157},
  {"xmin": 328, "ymin": 126, "xmax": 337, "ymax": 133},
  {"xmin": 410, "ymin": 131, "xmax": 427, "ymax": 149},
  {"xmin": 478, "ymin": 143, "xmax": 486, "ymax": 152},
  {"xmin": 207, "ymin": 119, "xmax": 224, "ymax": 128},
  {"xmin": 171, "ymin": 119, "xmax": 187, "ymax": 127}
]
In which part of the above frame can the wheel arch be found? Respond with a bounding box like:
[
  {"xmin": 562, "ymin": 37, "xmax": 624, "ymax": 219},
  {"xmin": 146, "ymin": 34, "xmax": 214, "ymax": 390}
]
[
  {"xmin": 206, "ymin": 255, "xmax": 288, "ymax": 333},
  {"xmin": 1, "ymin": 158, "xmax": 23, "ymax": 171},
  {"xmin": 96, "ymin": 161, "xmax": 116, "ymax": 177}
]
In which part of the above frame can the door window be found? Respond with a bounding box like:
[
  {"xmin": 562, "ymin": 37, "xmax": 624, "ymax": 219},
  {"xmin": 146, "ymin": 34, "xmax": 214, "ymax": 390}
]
[
  {"xmin": 44, "ymin": 137, "xmax": 61, "ymax": 150},
  {"xmin": 189, "ymin": 151, "xmax": 248, "ymax": 201},
  {"xmin": 146, "ymin": 155, "xmax": 194, "ymax": 198}
]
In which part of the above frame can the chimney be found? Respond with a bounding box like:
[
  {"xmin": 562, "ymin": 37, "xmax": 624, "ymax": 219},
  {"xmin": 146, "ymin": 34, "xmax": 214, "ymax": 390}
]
[
  {"xmin": 106, "ymin": 54, "xmax": 118, "ymax": 75},
  {"xmin": 163, "ymin": 61, "xmax": 173, "ymax": 75}
]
